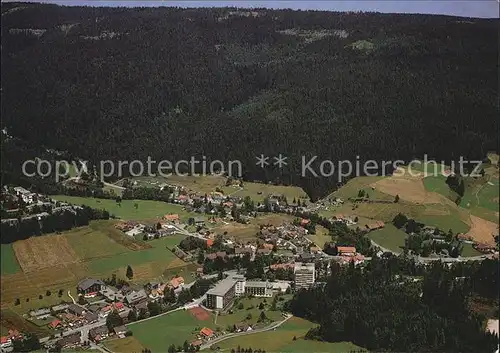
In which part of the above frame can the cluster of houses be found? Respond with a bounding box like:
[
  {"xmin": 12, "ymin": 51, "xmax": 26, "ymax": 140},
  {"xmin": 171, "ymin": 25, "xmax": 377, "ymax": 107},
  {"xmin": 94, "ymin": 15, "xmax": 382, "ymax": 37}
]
[
  {"xmin": 0, "ymin": 330, "xmax": 22, "ymax": 350},
  {"xmin": 115, "ymin": 215, "xmax": 179, "ymax": 239}
]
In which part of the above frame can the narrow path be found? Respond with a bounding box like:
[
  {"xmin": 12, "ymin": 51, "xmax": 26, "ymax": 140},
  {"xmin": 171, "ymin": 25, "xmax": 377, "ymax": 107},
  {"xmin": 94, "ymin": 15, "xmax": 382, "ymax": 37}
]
[{"xmin": 67, "ymin": 290, "xmax": 76, "ymax": 304}]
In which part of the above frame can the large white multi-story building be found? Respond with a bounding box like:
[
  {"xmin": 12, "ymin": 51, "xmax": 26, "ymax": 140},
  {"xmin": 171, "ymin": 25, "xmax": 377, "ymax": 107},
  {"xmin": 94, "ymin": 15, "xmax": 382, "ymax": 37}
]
[
  {"xmin": 294, "ymin": 262, "xmax": 315, "ymax": 290},
  {"xmin": 206, "ymin": 277, "xmax": 237, "ymax": 310}
]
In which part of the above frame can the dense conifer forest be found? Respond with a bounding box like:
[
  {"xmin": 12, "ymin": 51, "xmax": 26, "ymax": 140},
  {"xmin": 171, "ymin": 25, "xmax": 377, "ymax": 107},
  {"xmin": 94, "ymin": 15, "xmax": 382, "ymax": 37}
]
[
  {"xmin": 287, "ymin": 257, "xmax": 499, "ymax": 352},
  {"xmin": 1, "ymin": 3, "xmax": 498, "ymax": 199}
]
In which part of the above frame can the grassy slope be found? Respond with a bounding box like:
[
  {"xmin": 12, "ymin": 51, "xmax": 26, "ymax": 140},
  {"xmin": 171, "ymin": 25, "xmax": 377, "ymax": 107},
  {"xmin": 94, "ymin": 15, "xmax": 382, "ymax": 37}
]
[
  {"xmin": 1, "ymin": 221, "xmax": 190, "ymax": 310},
  {"xmin": 1, "ymin": 243, "xmax": 21, "ymax": 275},
  {"xmin": 214, "ymin": 317, "xmax": 362, "ymax": 352},
  {"xmin": 131, "ymin": 310, "xmax": 207, "ymax": 350}
]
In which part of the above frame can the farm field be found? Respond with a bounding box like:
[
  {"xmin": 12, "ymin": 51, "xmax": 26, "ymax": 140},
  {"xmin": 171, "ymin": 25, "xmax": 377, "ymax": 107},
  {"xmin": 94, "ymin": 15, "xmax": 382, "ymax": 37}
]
[
  {"xmin": 1, "ymin": 243, "xmax": 21, "ymax": 275},
  {"xmin": 214, "ymin": 317, "xmax": 362, "ymax": 353},
  {"xmin": 367, "ymin": 225, "xmax": 407, "ymax": 253},
  {"xmin": 12, "ymin": 235, "xmax": 79, "ymax": 272},
  {"xmin": 222, "ymin": 182, "xmax": 309, "ymax": 203},
  {"xmin": 52, "ymin": 195, "xmax": 191, "ymax": 221},
  {"xmin": 87, "ymin": 235, "xmax": 188, "ymax": 280},
  {"xmin": 328, "ymin": 176, "xmax": 391, "ymax": 201},
  {"xmin": 1, "ymin": 221, "xmax": 190, "ymax": 308},
  {"xmin": 104, "ymin": 336, "xmax": 145, "ymax": 353},
  {"xmin": 131, "ymin": 309, "xmax": 209, "ymax": 350}
]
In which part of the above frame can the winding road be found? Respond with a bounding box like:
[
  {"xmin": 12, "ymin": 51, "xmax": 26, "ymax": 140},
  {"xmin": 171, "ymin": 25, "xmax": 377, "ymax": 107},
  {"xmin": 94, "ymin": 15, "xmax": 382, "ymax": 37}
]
[{"xmin": 199, "ymin": 314, "xmax": 293, "ymax": 350}]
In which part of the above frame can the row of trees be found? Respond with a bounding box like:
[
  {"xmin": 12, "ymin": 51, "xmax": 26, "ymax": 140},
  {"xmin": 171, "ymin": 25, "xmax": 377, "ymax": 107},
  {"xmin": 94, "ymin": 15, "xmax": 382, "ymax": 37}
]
[{"xmin": 0, "ymin": 205, "xmax": 110, "ymax": 243}]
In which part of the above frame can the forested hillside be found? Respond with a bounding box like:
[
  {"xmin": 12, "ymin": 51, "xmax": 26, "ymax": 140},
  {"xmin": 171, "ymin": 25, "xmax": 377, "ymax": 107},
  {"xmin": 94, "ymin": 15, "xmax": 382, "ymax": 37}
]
[{"xmin": 1, "ymin": 3, "xmax": 498, "ymax": 199}]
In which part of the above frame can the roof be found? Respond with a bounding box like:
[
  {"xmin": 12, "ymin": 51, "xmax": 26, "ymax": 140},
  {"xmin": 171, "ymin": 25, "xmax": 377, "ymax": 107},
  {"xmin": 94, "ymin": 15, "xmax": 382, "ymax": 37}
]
[
  {"xmin": 1, "ymin": 337, "xmax": 9, "ymax": 344},
  {"xmin": 126, "ymin": 289, "xmax": 147, "ymax": 303},
  {"xmin": 169, "ymin": 277, "xmax": 185, "ymax": 289},
  {"xmin": 206, "ymin": 277, "xmax": 237, "ymax": 296},
  {"xmin": 77, "ymin": 278, "xmax": 104, "ymax": 291},
  {"xmin": 57, "ymin": 333, "xmax": 81, "ymax": 347},
  {"xmin": 164, "ymin": 214, "xmax": 180, "ymax": 221},
  {"xmin": 49, "ymin": 319, "xmax": 62, "ymax": 328},
  {"xmin": 194, "ymin": 216, "xmax": 205, "ymax": 222},
  {"xmin": 206, "ymin": 239, "xmax": 214, "ymax": 247},
  {"xmin": 113, "ymin": 325, "xmax": 128, "ymax": 334},
  {"xmin": 191, "ymin": 340, "xmax": 203, "ymax": 346},
  {"xmin": 337, "ymin": 246, "xmax": 356, "ymax": 253},
  {"xmin": 300, "ymin": 218, "xmax": 310, "ymax": 225},
  {"xmin": 262, "ymin": 243, "xmax": 274, "ymax": 250},
  {"xmin": 89, "ymin": 325, "xmax": 109, "ymax": 337},
  {"xmin": 245, "ymin": 281, "xmax": 272, "ymax": 289},
  {"xmin": 68, "ymin": 304, "xmax": 85, "ymax": 315},
  {"xmin": 200, "ymin": 327, "xmax": 214, "ymax": 337}
]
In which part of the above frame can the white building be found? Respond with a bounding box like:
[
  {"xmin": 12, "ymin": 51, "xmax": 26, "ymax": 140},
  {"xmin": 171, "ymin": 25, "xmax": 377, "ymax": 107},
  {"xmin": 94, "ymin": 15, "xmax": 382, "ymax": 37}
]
[
  {"xmin": 206, "ymin": 277, "xmax": 237, "ymax": 310},
  {"xmin": 294, "ymin": 262, "xmax": 315, "ymax": 290},
  {"xmin": 232, "ymin": 275, "xmax": 246, "ymax": 296},
  {"xmin": 245, "ymin": 281, "xmax": 273, "ymax": 297}
]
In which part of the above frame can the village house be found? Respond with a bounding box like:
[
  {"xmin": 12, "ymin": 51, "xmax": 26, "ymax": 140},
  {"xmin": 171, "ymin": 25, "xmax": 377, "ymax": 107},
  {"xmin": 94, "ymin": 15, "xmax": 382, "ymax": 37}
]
[
  {"xmin": 1, "ymin": 330, "xmax": 22, "ymax": 349},
  {"xmin": 89, "ymin": 325, "xmax": 109, "ymax": 342},
  {"xmin": 51, "ymin": 303, "xmax": 70, "ymax": 313},
  {"xmin": 0, "ymin": 336, "xmax": 12, "ymax": 349},
  {"xmin": 168, "ymin": 276, "xmax": 185, "ymax": 290},
  {"xmin": 234, "ymin": 247, "xmax": 253, "ymax": 258},
  {"xmin": 56, "ymin": 333, "xmax": 81, "ymax": 349},
  {"xmin": 67, "ymin": 303, "xmax": 86, "ymax": 316},
  {"xmin": 191, "ymin": 340, "xmax": 203, "ymax": 347},
  {"xmin": 337, "ymin": 246, "xmax": 357, "ymax": 256},
  {"xmin": 474, "ymin": 243, "xmax": 496, "ymax": 253},
  {"xmin": 48, "ymin": 319, "xmax": 62, "ymax": 330},
  {"xmin": 163, "ymin": 214, "xmax": 180, "ymax": 223},
  {"xmin": 100, "ymin": 286, "xmax": 125, "ymax": 302},
  {"xmin": 200, "ymin": 327, "xmax": 214, "ymax": 339},
  {"xmin": 29, "ymin": 308, "xmax": 51, "ymax": 319},
  {"xmin": 77, "ymin": 278, "xmax": 104, "ymax": 297},
  {"xmin": 125, "ymin": 289, "xmax": 148, "ymax": 305},
  {"xmin": 365, "ymin": 221, "xmax": 385, "ymax": 231},
  {"xmin": 113, "ymin": 325, "xmax": 128, "ymax": 336},
  {"xmin": 84, "ymin": 312, "xmax": 98, "ymax": 324},
  {"xmin": 189, "ymin": 216, "xmax": 206, "ymax": 226}
]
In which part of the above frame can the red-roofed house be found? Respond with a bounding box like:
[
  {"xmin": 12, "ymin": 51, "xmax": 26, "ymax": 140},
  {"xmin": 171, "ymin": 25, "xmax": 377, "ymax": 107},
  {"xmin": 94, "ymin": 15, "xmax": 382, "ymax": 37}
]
[
  {"xmin": 49, "ymin": 319, "xmax": 62, "ymax": 329},
  {"xmin": 163, "ymin": 214, "xmax": 180, "ymax": 223},
  {"xmin": 168, "ymin": 276, "xmax": 185, "ymax": 289},
  {"xmin": 337, "ymin": 246, "xmax": 356, "ymax": 256},
  {"xmin": 1, "ymin": 336, "xmax": 12, "ymax": 348},
  {"xmin": 300, "ymin": 219, "xmax": 310, "ymax": 226},
  {"xmin": 262, "ymin": 243, "xmax": 274, "ymax": 250},
  {"xmin": 200, "ymin": 327, "xmax": 214, "ymax": 338},
  {"xmin": 206, "ymin": 239, "xmax": 214, "ymax": 247}
]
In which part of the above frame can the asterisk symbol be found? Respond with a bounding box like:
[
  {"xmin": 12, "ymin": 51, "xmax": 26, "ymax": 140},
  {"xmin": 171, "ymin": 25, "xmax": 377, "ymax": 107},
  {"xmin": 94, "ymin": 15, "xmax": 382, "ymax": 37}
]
[
  {"xmin": 273, "ymin": 154, "xmax": 288, "ymax": 168},
  {"xmin": 256, "ymin": 154, "xmax": 269, "ymax": 168}
]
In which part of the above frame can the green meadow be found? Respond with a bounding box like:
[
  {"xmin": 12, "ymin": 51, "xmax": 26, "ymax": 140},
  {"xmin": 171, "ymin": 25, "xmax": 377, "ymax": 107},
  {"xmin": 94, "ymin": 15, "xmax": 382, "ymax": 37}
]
[{"xmin": 52, "ymin": 196, "xmax": 192, "ymax": 221}]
